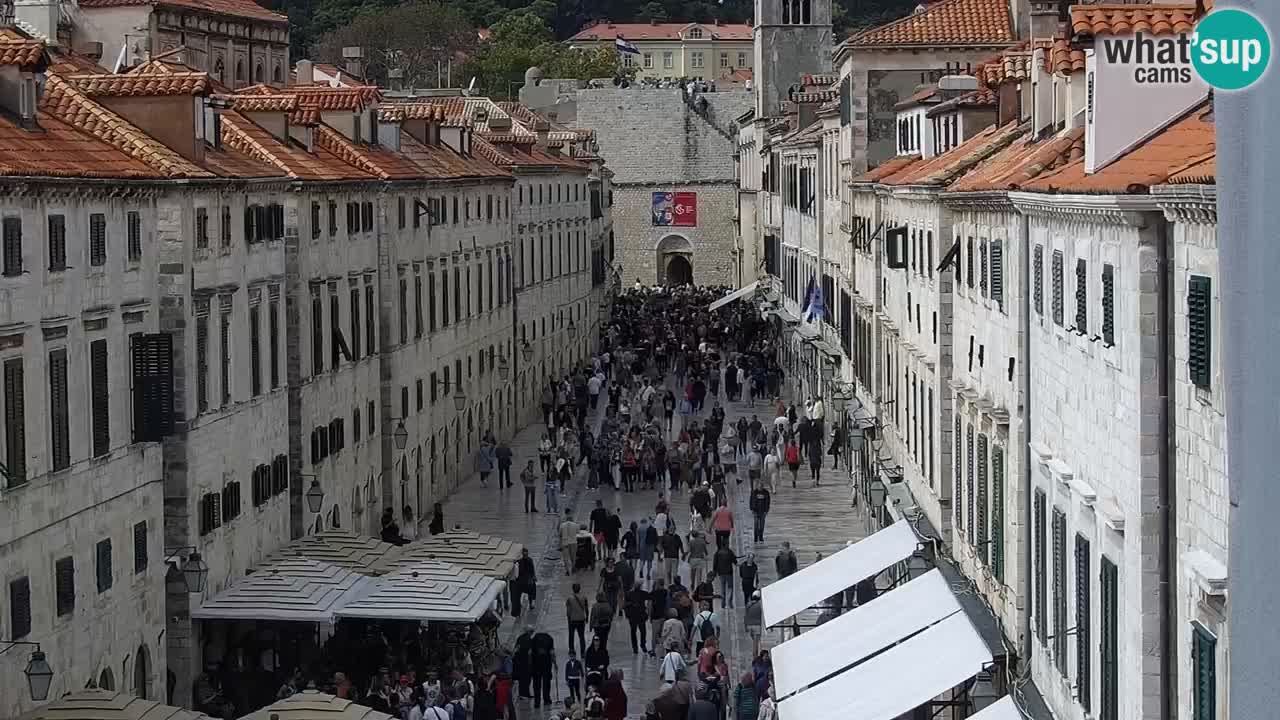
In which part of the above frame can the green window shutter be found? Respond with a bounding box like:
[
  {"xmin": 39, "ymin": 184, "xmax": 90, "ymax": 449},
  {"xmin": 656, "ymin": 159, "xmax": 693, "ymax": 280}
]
[
  {"xmin": 977, "ymin": 434, "xmax": 989, "ymax": 564},
  {"xmin": 1034, "ymin": 490, "xmax": 1047, "ymax": 641},
  {"xmin": 966, "ymin": 424, "xmax": 975, "ymax": 546},
  {"xmin": 1033, "ymin": 244, "xmax": 1044, "ymax": 316},
  {"xmin": 1052, "ymin": 250, "xmax": 1064, "ymax": 326},
  {"xmin": 1052, "ymin": 507, "xmax": 1068, "ymax": 673},
  {"xmin": 1075, "ymin": 535, "xmax": 1092, "ymax": 713},
  {"xmin": 1102, "ymin": 263, "xmax": 1115, "ymax": 346},
  {"xmin": 1193, "ymin": 624, "xmax": 1217, "ymax": 720},
  {"xmin": 1100, "ymin": 557, "xmax": 1119, "ymax": 720},
  {"xmin": 991, "ymin": 445, "xmax": 1005, "ymax": 581},
  {"xmin": 990, "ymin": 239, "xmax": 1004, "ymax": 309},
  {"xmin": 954, "ymin": 415, "xmax": 964, "ymax": 532},
  {"xmin": 1188, "ymin": 275, "xmax": 1212, "ymax": 388},
  {"xmin": 1075, "ymin": 258, "xmax": 1088, "ymax": 332}
]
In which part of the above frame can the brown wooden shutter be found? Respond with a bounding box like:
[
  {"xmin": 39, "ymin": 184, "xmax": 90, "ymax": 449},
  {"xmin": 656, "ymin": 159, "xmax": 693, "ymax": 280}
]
[
  {"xmin": 8, "ymin": 576, "xmax": 31, "ymax": 638},
  {"xmin": 90, "ymin": 338, "xmax": 110, "ymax": 457},
  {"xmin": 3, "ymin": 357, "xmax": 25, "ymax": 483},
  {"xmin": 55, "ymin": 556, "xmax": 74, "ymax": 616},
  {"xmin": 48, "ymin": 348, "xmax": 69, "ymax": 470},
  {"xmin": 130, "ymin": 333, "xmax": 175, "ymax": 443}
]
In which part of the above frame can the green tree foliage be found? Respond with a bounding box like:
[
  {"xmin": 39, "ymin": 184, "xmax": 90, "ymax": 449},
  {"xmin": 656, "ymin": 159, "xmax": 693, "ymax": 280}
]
[
  {"xmin": 465, "ymin": 10, "xmax": 634, "ymax": 98},
  {"xmin": 312, "ymin": 1, "xmax": 477, "ymax": 87}
]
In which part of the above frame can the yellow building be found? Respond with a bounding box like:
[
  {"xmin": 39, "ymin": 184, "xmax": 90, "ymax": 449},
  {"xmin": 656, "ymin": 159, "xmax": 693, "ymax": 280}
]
[{"xmin": 568, "ymin": 21, "xmax": 753, "ymax": 82}]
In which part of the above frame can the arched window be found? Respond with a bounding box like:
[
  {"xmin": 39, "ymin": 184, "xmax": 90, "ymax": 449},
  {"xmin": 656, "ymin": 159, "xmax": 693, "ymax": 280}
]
[
  {"xmin": 235, "ymin": 60, "xmax": 245, "ymax": 84},
  {"xmin": 254, "ymin": 63, "xmax": 264, "ymax": 83},
  {"xmin": 213, "ymin": 58, "xmax": 225, "ymax": 84},
  {"xmin": 801, "ymin": 0, "xmax": 811, "ymax": 23},
  {"xmin": 99, "ymin": 668, "xmax": 115, "ymax": 691},
  {"xmin": 272, "ymin": 63, "xmax": 282, "ymax": 84},
  {"xmin": 134, "ymin": 645, "xmax": 150, "ymax": 698},
  {"xmin": 782, "ymin": 0, "xmax": 791, "ymax": 24}
]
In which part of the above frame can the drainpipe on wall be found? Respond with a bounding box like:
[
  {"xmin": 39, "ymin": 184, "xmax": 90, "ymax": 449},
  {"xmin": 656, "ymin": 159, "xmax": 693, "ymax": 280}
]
[
  {"xmin": 1018, "ymin": 211, "xmax": 1034, "ymax": 669},
  {"xmin": 1156, "ymin": 212, "xmax": 1177, "ymax": 720}
]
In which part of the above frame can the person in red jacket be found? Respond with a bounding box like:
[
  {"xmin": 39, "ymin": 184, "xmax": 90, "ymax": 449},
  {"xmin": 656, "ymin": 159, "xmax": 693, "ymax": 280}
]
[{"xmin": 602, "ymin": 669, "xmax": 628, "ymax": 720}]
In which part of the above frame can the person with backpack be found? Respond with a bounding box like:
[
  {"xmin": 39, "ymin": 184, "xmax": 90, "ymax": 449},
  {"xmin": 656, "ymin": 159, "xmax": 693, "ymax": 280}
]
[
  {"xmin": 690, "ymin": 600, "xmax": 720, "ymax": 655},
  {"xmin": 783, "ymin": 439, "xmax": 801, "ymax": 488},
  {"xmin": 774, "ymin": 542, "xmax": 798, "ymax": 579},
  {"xmin": 589, "ymin": 591, "xmax": 614, "ymax": 646}
]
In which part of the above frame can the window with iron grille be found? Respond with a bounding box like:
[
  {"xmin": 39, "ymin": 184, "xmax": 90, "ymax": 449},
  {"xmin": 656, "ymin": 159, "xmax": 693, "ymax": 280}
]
[
  {"xmin": 1052, "ymin": 507, "xmax": 1068, "ymax": 673},
  {"xmin": 95, "ymin": 538, "xmax": 112, "ymax": 593},
  {"xmin": 364, "ymin": 282, "xmax": 375, "ymax": 352},
  {"xmin": 48, "ymin": 214, "xmax": 66, "ymax": 270},
  {"xmin": 1100, "ymin": 556, "xmax": 1119, "ymax": 720},
  {"xmin": 415, "ymin": 273, "xmax": 424, "ymax": 338},
  {"xmin": 195, "ymin": 311, "xmax": 209, "ymax": 412},
  {"xmin": 1035, "ymin": 489, "xmax": 1047, "ymax": 641},
  {"xmin": 48, "ymin": 347, "xmax": 70, "ymax": 471},
  {"xmin": 1052, "ymin": 250, "xmax": 1064, "ymax": 325},
  {"xmin": 311, "ymin": 287, "xmax": 323, "ymax": 375},
  {"xmin": 966, "ymin": 424, "xmax": 975, "ymax": 545},
  {"xmin": 269, "ymin": 293, "xmax": 280, "ymax": 388},
  {"xmin": 2, "ymin": 216, "xmax": 22, "ymax": 276},
  {"xmin": 127, "ymin": 211, "xmax": 141, "ymax": 261},
  {"xmin": 219, "ymin": 306, "xmax": 232, "ymax": 404},
  {"xmin": 1101, "ymin": 264, "xmax": 1115, "ymax": 346},
  {"xmin": 9, "ymin": 576, "xmax": 31, "ymax": 638},
  {"xmin": 1033, "ymin": 244, "xmax": 1044, "ymax": 316},
  {"xmin": 88, "ymin": 213, "xmax": 106, "ymax": 266},
  {"xmin": 133, "ymin": 521, "xmax": 147, "ymax": 573},
  {"xmin": 90, "ymin": 339, "xmax": 110, "ymax": 457},
  {"xmin": 1193, "ymin": 624, "xmax": 1217, "ymax": 720},
  {"xmin": 1076, "ymin": 533, "xmax": 1092, "ymax": 712},
  {"xmin": 55, "ymin": 556, "xmax": 74, "ymax": 616},
  {"xmin": 1189, "ymin": 275, "xmax": 1212, "ymax": 388},
  {"xmin": 954, "ymin": 415, "xmax": 964, "ymax": 532},
  {"xmin": 1075, "ymin": 258, "xmax": 1088, "ymax": 332},
  {"xmin": 221, "ymin": 206, "xmax": 232, "ymax": 247},
  {"xmin": 977, "ymin": 433, "xmax": 989, "ymax": 563},
  {"xmin": 991, "ymin": 444, "xmax": 1005, "ymax": 580}
]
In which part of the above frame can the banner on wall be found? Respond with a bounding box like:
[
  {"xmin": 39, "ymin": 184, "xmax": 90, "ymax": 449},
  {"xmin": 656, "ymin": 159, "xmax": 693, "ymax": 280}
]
[{"xmin": 652, "ymin": 191, "xmax": 698, "ymax": 227}]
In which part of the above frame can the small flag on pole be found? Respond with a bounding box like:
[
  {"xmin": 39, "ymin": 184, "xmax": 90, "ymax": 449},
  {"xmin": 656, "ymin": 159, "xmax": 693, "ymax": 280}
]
[{"xmin": 615, "ymin": 36, "xmax": 641, "ymax": 55}]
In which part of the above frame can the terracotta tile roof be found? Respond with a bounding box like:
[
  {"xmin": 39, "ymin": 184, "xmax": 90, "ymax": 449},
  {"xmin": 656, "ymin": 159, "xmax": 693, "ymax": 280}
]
[
  {"xmin": 397, "ymin": 133, "xmax": 510, "ymax": 181},
  {"xmin": 884, "ymin": 120, "xmax": 1026, "ymax": 186},
  {"xmin": 568, "ymin": 21, "xmax": 752, "ymax": 42},
  {"xmin": 1166, "ymin": 153, "xmax": 1215, "ymax": 184},
  {"xmin": 473, "ymin": 135, "xmax": 589, "ymax": 171},
  {"xmin": 40, "ymin": 73, "xmax": 212, "ymax": 178},
  {"xmin": 425, "ymin": 97, "xmax": 473, "ymax": 128},
  {"xmin": 849, "ymin": 0, "xmax": 1016, "ymax": 48},
  {"xmin": 1023, "ymin": 103, "xmax": 1213, "ymax": 193},
  {"xmin": 481, "ymin": 132, "xmax": 536, "ymax": 144},
  {"xmin": 793, "ymin": 89, "xmax": 838, "ymax": 103},
  {"xmin": 0, "ymin": 28, "xmax": 46, "ymax": 67},
  {"xmin": 1070, "ymin": 3, "xmax": 1198, "ymax": 37},
  {"xmin": 219, "ymin": 113, "xmax": 369, "ymax": 181},
  {"xmin": 949, "ymin": 126, "xmax": 1085, "ymax": 192},
  {"xmin": 926, "ymin": 87, "xmax": 998, "ymax": 116},
  {"xmin": 78, "ymin": 0, "xmax": 287, "ymax": 25},
  {"xmin": 0, "ymin": 110, "xmax": 160, "ymax": 178},
  {"xmin": 291, "ymin": 86, "xmax": 381, "ymax": 111},
  {"xmin": 68, "ymin": 71, "xmax": 210, "ymax": 96},
  {"xmin": 313, "ymin": 124, "xmax": 424, "ymax": 180},
  {"xmin": 229, "ymin": 94, "xmax": 299, "ymax": 112},
  {"xmin": 1044, "ymin": 38, "xmax": 1086, "ymax": 75},
  {"xmin": 853, "ymin": 154, "xmax": 922, "ymax": 183},
  {"xmin": 981, "ymin": 49, "xmax": 1032, "ymax": 86},
  {"xmin": 47, "ymin": 49, "xmax": 108, "ymax": 75},
  {"xmin": 725, "ymin": 67, "xmax": 753, "ymax": 83},
  {"xmin": 495, "ymin": 101, "xmax": 537, "ymax": 126},
  {"xmin": 289, "ymin": 108, "xmax": 320, "ymax": 126},
  {"xmin": 378, "ymin": 103, "xmax": 445, "ymax": 122},
  {"xmin": 894, "ymin": 84, "xmax": 942, "ymax": 110},
  {"xmin": 801, "ymin": 73, "xmax": 837, "ymax": 86}
]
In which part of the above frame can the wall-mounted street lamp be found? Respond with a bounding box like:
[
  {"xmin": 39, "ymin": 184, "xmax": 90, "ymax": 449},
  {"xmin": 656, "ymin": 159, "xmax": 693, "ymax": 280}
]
[
  {"xmin": 300, "ymin": 475, "xmax": 325, "ymax": 514},
  {"xmin": 0, "ymin": 641, "xmax": 53, "ymax": 701},
  {"xmin": 164, "ymin": 546, "xmax": 209, "ymax": 593},
  {"xmin": 435, "ymin": 379, "xmax": 468, "ymax": 412},
  {"xmin": 566, "ymin": 319, "xmax": 578, "ymax": 340},
  {"xmin": 393, "ymin": 419, "xmax": 409, "ymax": 451},
  {"xmin": 868, "ymin": 477, "xmax": 888, "ymax": 509},
  {"xmin": 520, "ymin": 341, "xmax": 534, "ymax": 362},
  {"xmin": 497, "ymin": 354, "xmax": 511, "ymax": 381}
]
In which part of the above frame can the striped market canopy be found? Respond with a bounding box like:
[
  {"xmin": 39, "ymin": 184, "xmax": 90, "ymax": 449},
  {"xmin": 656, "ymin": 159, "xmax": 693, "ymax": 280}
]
[
  {"xmin": 238, "ymin": 691, "xmax": 395, "ymax": 720},
  {"xmin": 17, "ymin": 691, "xmax": 211, "ymax": 720},
  {"xmin": 262, "ymin": 530, "xmax": 405, "ymax": 575},
  {"xmin": 191, "ymin": 558, "xmax": 373, "ymax": 623},
  {"xmin": 335, "ymin": 559, "xmax": 504, "ymax": 623},
  {"xmin": 374, "ymin": 529, "xmax": 522, "ymax": 579}
]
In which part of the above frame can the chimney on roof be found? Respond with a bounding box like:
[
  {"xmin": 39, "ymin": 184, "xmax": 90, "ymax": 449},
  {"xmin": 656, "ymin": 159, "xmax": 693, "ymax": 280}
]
[
  {"xmin": 532, "ymin": 115, "xmax": 550, "ymax": 150},
  {"xmin": 342, "ymin": 46, "xmax": 363, "ymax": 80},
  {"xmin": 14, "ymin": 0, "xmax": 59, "ymax": 46},
  {"xmin": 77, "ymin": 41, "xmax": 103, "ymax": 60},
  {"xmin": 388, "ymin": 68, "xmax": 403, "ymax": 92},
  {"xmin": 296, "ymin": 59, "xmax": 314, "ymax": 86}
]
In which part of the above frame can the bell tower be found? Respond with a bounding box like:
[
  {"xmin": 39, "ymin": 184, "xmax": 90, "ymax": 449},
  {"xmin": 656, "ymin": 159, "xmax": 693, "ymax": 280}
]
[{"xmin": 753, "ymin": 0, "xmax": 833, "ymax": 116}]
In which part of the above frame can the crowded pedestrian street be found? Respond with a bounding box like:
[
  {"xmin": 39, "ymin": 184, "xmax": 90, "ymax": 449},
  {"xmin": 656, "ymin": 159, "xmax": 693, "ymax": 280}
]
[{"xmin": 429, "ymin": 285, "xmax": 868, "ymax": 719}]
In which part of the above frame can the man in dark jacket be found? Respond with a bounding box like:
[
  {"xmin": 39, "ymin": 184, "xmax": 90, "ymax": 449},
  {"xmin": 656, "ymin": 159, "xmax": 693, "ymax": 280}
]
[
  {"xmin": 529, "ymin": 628, "xmax": 556, "ymax": 708},
  {"xmin": 712, "ymin": 545, "xmax": 738, "ymax": 609},
  {"xmin": 513, "ymin": 548, "xmax": 537, "ymax": 617},
  {"xmin": 513, "ymin": 627, "xmax": 534, "ymax": 699},
  {"xmin": 625, "ymin": 581, "xmax": 651, "ymax": 655},
  {"xmin": 775, "ymin": 541, "xmax": 798, "ymax": 578},
  {"xmin": 749, "ymin": 484, "xmax": 771, "ymax": 541},
  {"xmin": 589, "ymin": 500, "xmax": 610, "ymax": 561}
]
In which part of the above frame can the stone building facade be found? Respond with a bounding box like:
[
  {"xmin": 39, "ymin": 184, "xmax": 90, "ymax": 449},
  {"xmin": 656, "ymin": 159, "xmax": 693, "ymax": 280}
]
[{"xmin": 577, "ymin": 86, "xmax": 749, "ymax": 287}]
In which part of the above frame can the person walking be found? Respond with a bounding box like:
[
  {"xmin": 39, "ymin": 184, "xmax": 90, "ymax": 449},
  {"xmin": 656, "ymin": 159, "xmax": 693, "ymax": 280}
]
[
  {"xmin": 774, "ymin": 542, "xmax": 798, "ymax": 578},
  {"xmin": 603, "ymin": 669, "xmax": 627, "ymax": 720},
  {"xmin": 520, "ymin": 460, "xmax": 539, "ymax": 513},
  {"xmin": 659, "ymin": 608, "xmax": 685, "ymax": 657},
  {"xmin": 599, "ymin": 558, "xmax": 623, "ymax": 616},
  {"xmin": 546, "ymin": 461, "xmax": 563, "ymax": 513},
  {"xmin": 648, "ymin": 579, "xmax": 669, "ymax": 658},
  {"xmin": 828, "ymin": 425, "xmax": 845, "ymax": 470},
  {"xmin": 589, "ymin": 500, "xmax": 610, "ymax": 562},
  {"xmin": 590, "ymin": 591, "xmax": 615, "ymax": 646},
  {"xmin": 625, "ymin": 581, "xmax": 650, "ymax": 654},
  {"xmin": 513, "ymin": 548, "xmax": 537, "ymax": 617},
  {"xmin": 807, "ymin": 436, "xmax": 823, "ymax": 486},
  {"xmin": 565, "ymin": 649, "xmax": 584, "ymax": 705},
  {"xmin": 660, "ymin": 527, "xmax": 684, "ymax": 585},
  {"xmin": 710, "ymin": 500, "xmax": 734, "ymax": 549},
  {"xmin": 496, "ymin": 440, "xmax": 513, "ymax": 488},
  {"xmin": 689, "ymin": 601, "xmax": 720, "ymax": 655},
  {"xmin": 530, "ymin": 627, "xmax": 556, "ymax": 708},
  {"xmin": 583, "ymin": 636, "xmax": 610, "ymax": 692},
  {"xmin": 744, "ymin": 591, "xmax": 764, "ymax": 657},
  {"xmin": 566, "ymin": 583, "xmax": 590, "ymax": 656},
  {"xmin": 748, "ymin": 484, "xmax": 771, "ymax": 542},
  {"xmin": 783, "ymin": 439, "xmax": 801, "ymax": 488},
  {"xmin": 476, "ymin": 440, "xmax": 496, "ymax": 488},
  {"xmin": 739, "ymin": 553, "xmax": 759, "ymax": 605},
  {"xmin": 561, "ymin": 511, "xmax": 581, "ymax": 576},
  {"xmin": 640, "ymin": 519, "xmax": 658, "ymax": 579},
  {"xmin": 686, "ymin": 530, "xmax": 709, "ymax": 587},
  {"xmin": 712, "ymin": 544, "xmax": 738, "ymax": 609}
]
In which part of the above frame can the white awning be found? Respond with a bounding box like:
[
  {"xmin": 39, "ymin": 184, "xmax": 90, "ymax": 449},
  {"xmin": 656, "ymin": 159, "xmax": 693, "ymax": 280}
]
[
  {"xmin": 373, "ymin": 530, "xmax": 522, "ymax": 579},
  {"xmin": 969, "ymin": 697, "xmax": 1022, "ymax": 720},
  {"xmin": 191, "ymin": 559, "xmax": 373, "ymax": 623},
  {"xmin": 762, "ymin": 519, "xmax": 919, "ymax": 627},
  {"xmin": 709, "ymin": 281, "xmax": 760, "ymax": 311},
  {"xmin": 239, "ymin": 691, "xmax": 396, "ymax": 720},
  {"xmin": 771, "ymin": 569, "xmax": 962, "ymax": 699},
  {"xmin": 262, "ymin": 530, "xmax": 405, "ymax": 576},
  {"xmin": 776, "ymin": 612, "xmax": 993, "ymax": 720},
  {"xmin": 334, "ymin": 560, "xmax": 503, "ymax": 623}
]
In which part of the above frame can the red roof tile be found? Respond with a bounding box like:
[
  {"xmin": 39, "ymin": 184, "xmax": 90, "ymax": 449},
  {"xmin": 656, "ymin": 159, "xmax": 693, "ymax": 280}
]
[
  {"xmin": 78, "ymin": 0, "xmax": 287, "ymax": 25},
  {"xmin": 313, "ymin": 125, "xmax": 425, "ymax": 180},
  {"xmin": 1023, "ymin": 103, "xmax": 1213, "ymax": 193},
  {"xmin": 883, "ymin": 120, "xmax": 1025, "ymax": 185},
  {"xmin": 230, "ymin": 94, "xmax": 299, "ymax": 112},
  {"xmin": 1044, "ymin": 38, "xmax": 1086, "ymax": 75},
  {"xmin": 47, "ymin": 49, "xmax": 108, "ymax": 75},
  {"xmin": 1166, "ymin": 153, "xmax": 1215, "ymax": 184},
  {"xmin": 0, "ymin": 110, "xmax": 159, "ymax": 179},
  {"xmin": 1070, "ymin": 3, "xmax": 1198, "ymax": 37},
  {"xmin": 282, "ymin": 85, "xmax": 381, "ymax": 111},
  {"xmin": 378, "ymin": 103, "xmax": 445, "ymax": 123},
  {"xmin": 569, "ymin": 21, "xmax": 752, "ymax": 42},
  {"xmin": 397, "ymin": 133, "xmax": 510, "ymax": 182},
  {"xmin": 288, "ymin": 108, "xmax": 321, "ymax": 126},
  {"xmin": 849, "ymin": 0, "xmax": 1016, "ymax": 48},
  {"xmin": 68, "ymin": 71, "xmax": 210, "ymax": 96},
  {"xmin": 853, "ymin": 154, "xmax": 921, "ymax": 183},
  {"xmin": 926, "ymin": 87, "xmax": 998, "ymax": 116},
  {"xmin": 0, "ymin": 29, "xmax": 46, "ymax": 67},
  {"xmin": 219, "ymin": 113, "xmax": 370, "ymax": 181},
  {"xmin": 949, "ymin": 127, "xmax": 1085, "ymax": 192},
  {"xmin": 894, "ymin": 85, "xmax": 942, "ymax": 110}
]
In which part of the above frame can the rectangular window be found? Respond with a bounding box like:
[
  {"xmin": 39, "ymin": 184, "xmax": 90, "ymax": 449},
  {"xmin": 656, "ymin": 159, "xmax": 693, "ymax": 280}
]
[
  {"xmin": 966, "ymin": 423, "xmax": 975, "ymax": 544},
  {"xmin": 249, "ymin": 304, "xmax": 261, "ymax": 396},
  {"xmin": 398, "ymin": 197, "xmax": 406, "ymax": 229},
  {"xmin": 414, "ymin": 273, "xmax": 424, "ymax": 338},
  {"xmin": 643, "ymin": 53, "xmax": 653, "ymax": 69},
  {"xmin": 48, "ymin": 347, "xmax": 69, "ymax": 471},
  {"xmin": 965, "ymin": 236, "xmax": 974, "ymax": 288},
  {"xmin": 976, "ymin": 433, "xmax": 989, "ymax": 563},
  {"xmin": 90, "ymin": 338, "xmax": 109, "ymax": 457},
  {"xmin": 428, "ymin": 268, "xmax": 437, "ymax": 332},
  {"xmin": 1100, "ymin": 556, "xmax": 1119, "ymax": 720},
  {"xmin": 219, "ymin": 305, "xmax": 232, "ymax": 404},
  {"xmin": 453, "ymin": 266, "xmax": 461, "ymax": 321},
  {"xmin": 311, "ymin": 201, "xmax": 321, "ymax": 239},
  {"xmin": 195, "ymin": 312, "xmax": 209, "ymax": 412},
  {"xmin": 196, "ymin": 207, "xmax": 212, "ymax": 250},
  {"xmin": 350, "ymin": 288, "xmax": 361, "ymax": 360},
  {"xmin": 2, "ymin": 216, "xmax": 21, "ymax": 276},
  {"xmin": 328, "ymin": 201, "xmax": 337, "ymax": 237},
  {"xmin": 48, "ymin": 214, "xmax": 66, "ymax": 270},
  {"xmin": 311, "ymin": 288, "xmax": 323, "ymax": 374},
  {"xmin": 1075, "ymin": 258, "xmax": 1088, "ymax": 332},
  {"xmin": 416, "ymin": 378, "xmax": 424, "ymax": 411},
  {"xmin": 1052, "ymin": 250, "xmax": 1064, "ymax": 326},
  {"xmin": 399, "ymin": 276, "xmax": 408, "ymax": 345},
  {"xmin": 127, "ymin": 211, "xmax": 141, "ymax": 261},
  {"xmin": 1033, "ymin": 244, "xmax": 1044, "ymax": 316},
  {"xmin": 1102, "ymin": 263, "xmax": 1115, "ymax": 346},
  {"xmin": 130, "ymin": 333, "xmax": 175, "ymax": 443},
  {"xmin": 95, "ymin": 538, "xmax": 112, "ymax": 593},
  {"xmin": 89, "ymin": 212, "xmax": 106, "ymax": 266},
  {"xmin": 1193, "ymin": 624, "xmax": 1217, "ymax": 720},
  {"xmin": 441, "ymin": 267, "xmax": 450, "ymax": 327},
  {"xmin": 991, "ymin": 444, "xmax": 1005, "ymax": 580},
  {"xmin": 269, "ymin": 294, "xmax": 280, "ymax": 388},
  {"xmin": 990, "ymin": 239, "xmax": 1003, "ymax": 309},
  {"xmin": 1189, "ymin": 275, "xmax": 1212, "ymax": 388},
  {"xmin": 1052, "ymin": 507, "xmax": 1068, "ymax": 674},
  {"xmin": 663, "ymin": 51, "xmax": 674, "ymax": 69},
  {"xmin": 133, "ymin": 520, "xmax": 147, "ymax": 573},
  {"xmin": 4, "ymin": 358, "xmax": 26, "ymax": 484},
  {"xmin": 738, "ymin": 51, "xmax": 746, "ymax": 66},
  {"xmin": 55, "ymin": 556, "xmax": 74, "ymax": 616},
  {"xmin": 1034, "ymin": 489, "xmax": 1047, "ymax": 641},
  {"xmin": 8, "ymin": 576, "xmax": 31, "ymax": 638},
  {"xmin": 221, "ymin": 206, "xmax": 232, "ymax": 247},
  {"xmin": 364, "ymin": 283, "xmax": 375, "ymax": 354},
  {"xmin": 1076, "ymin": 534, "xmax": 1092, "ymax": 713}
]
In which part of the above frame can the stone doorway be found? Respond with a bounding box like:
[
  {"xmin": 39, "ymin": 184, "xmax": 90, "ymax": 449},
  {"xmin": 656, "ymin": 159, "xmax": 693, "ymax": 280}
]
[
  {"xmin": 656, "ymin": 234, "xmax": 694, "ymax": 286},
  {"xmin": 666, "ymin": 255, "xmax": 693, "ymax": 285}
]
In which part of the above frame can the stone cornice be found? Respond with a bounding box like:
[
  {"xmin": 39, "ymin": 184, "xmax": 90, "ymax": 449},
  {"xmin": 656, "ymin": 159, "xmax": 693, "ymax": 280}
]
[
  {"xmin": 1151, "ymin": 184, "xmax": 1218, "ymax": 225},
  {"xmin": 1007, "ymin": 192, "xmax": 1159, "ymax": 226},
  {"xmin": 942, "ymin": 191, "xmax": 1015, "ymax": 212}
]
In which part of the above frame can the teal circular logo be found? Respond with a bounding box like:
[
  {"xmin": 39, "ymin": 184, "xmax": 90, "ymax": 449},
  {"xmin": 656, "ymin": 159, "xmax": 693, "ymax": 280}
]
[{"xmin": 1191, "ymin": 9, "xmax": 1271, "ymax": 91}]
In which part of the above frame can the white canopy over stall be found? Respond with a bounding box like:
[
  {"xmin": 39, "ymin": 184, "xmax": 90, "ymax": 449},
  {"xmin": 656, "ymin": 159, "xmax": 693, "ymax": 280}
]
[
  {"xmin": 761, "ymin": 519, "xmax": 919, "ymax": 627},
  {"xmin": 969, "ymin": 697, "xmax": 1023, "ymax": 720},
  {"xmin": 334, "ymin": 560, "xmax": 503, "ymax": 623},
  {"xmin": 191, "ymin": 559, "xmax": 372, "ymax": 623},
  {"xmin": 708, "ymin": 281, "xmax": 760, "ymax": 311}
]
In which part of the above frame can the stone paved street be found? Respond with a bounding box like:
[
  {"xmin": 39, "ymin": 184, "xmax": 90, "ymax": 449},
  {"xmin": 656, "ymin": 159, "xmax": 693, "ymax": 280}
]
[{"xmin": 425, "ymin": 374, "xmax": 870, "ymax": 718}]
